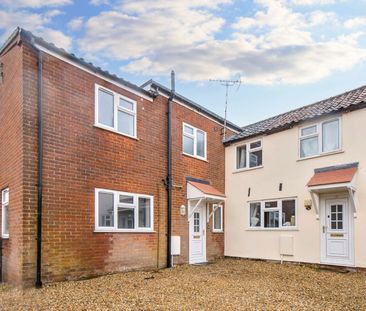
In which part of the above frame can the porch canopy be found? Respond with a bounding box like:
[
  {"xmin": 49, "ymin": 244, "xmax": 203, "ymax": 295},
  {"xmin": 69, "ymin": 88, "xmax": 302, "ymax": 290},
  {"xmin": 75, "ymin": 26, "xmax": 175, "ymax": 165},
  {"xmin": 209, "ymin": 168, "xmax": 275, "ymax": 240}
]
[
  {"xmin": 187, "ymin": 180, "xmax": 226, "ymax": 221},
  {"xmin": 307, "ymin": 162, "xmax": 358, "ymax": 218}
]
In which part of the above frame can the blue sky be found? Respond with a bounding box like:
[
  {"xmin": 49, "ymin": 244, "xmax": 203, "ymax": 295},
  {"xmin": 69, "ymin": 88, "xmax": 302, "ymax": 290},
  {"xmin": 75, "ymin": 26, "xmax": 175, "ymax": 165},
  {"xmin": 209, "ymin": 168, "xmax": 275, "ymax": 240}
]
[{"xmin": 1, "ymin": 0, "xmax": 366, "ymax": 126}]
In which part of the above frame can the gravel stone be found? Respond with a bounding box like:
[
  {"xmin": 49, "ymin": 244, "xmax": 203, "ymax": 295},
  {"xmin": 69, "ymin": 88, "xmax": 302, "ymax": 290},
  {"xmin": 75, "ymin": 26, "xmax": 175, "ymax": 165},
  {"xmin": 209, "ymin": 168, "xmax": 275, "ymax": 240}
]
[{"xmin": 1, "ymin": 258, "xmax": 365, "ymax": 310}]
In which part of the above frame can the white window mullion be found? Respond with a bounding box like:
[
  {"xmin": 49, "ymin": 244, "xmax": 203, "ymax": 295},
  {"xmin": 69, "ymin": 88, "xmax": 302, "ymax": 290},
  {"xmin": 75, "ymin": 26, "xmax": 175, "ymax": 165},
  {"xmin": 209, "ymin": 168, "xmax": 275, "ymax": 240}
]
[
  {"xmin": 114, "ymin": 93, "xmax": 118, "ymax": 132},
  {"xmin": 114, "ymin": 191, "xmax": 118, "ymax": 230},
  {"xmin": 279, "ymin": 200, "xmax": 282, "ymax": 229},
  {"xmin": 261, "ymin": 202, "xmax": 264, "ymax": 229}
]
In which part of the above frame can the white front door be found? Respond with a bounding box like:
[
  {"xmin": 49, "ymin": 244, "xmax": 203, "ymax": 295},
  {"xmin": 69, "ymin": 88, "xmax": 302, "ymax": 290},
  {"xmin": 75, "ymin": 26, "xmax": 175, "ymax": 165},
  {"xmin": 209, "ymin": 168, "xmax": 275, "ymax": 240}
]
[
  {"xmin": 321, "ymin": 199, "xmax": 353, "ymax": 266},
  {"xmin": 189, "ymin": 203, "xmax": 206, "ymax": 264}
]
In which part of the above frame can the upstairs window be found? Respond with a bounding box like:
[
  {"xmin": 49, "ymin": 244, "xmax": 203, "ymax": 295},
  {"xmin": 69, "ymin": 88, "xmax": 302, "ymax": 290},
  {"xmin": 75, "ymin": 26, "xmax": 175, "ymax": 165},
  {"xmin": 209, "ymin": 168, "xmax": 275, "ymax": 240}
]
[
  {"xmin": 183, "ymin": 123, "xmax": 207, "ymax": 160},
  {"xmin": 249, "ymin": 198, "xmax": 296, "ymax": 229},
  {"xmin": 95, "ymin": 189, "xmax": 153, "ymax": 232},
  {"xmin": 95, "ymin": 85, "xmax": 137, "ymax": 138},
  {"xmin": 299, "ymin": 118, "xmax": 340, "ymax": 159},
  {"xmin": 2, "ymin": 188, "xmax": 9, "ymax": 238},
  {"xmin": 236, "ymin": 140, "xmax": 262, "ymax": 170}
]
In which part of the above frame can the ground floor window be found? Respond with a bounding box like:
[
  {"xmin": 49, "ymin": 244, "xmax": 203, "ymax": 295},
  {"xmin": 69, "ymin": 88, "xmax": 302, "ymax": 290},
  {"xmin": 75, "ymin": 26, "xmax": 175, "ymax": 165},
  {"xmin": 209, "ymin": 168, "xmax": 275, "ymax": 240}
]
[
  {"xmin": 249, "ymin": 198, "xmax": 296, "ymax": 229},
  {"xmin": 2, "ymin": 188, "xmax": 9, "ymax": 238},
  {"xmin": 212, "ymin": 204, "xmax": 223, "ymax": 232},
  {"xmin": 95, "ymin": 188, "xmax": 153, "ymax": 232}
]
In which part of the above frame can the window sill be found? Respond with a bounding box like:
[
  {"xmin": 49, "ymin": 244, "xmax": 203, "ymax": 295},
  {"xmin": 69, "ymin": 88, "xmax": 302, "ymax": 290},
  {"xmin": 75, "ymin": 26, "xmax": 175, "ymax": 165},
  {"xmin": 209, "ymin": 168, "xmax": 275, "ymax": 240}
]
[
  {"xmin": 233, "ymin": 165, "xmax": 263, "ymax": 174},
  {"xmin": 1, "ymin": 235, "xmax": 9, "ymax": 239},
  {"xmin": 246, "ymin": 227, "xmax": 298, "ymax": 232},
  {"xmin": 212, "ymin": 230, "xmax": 224, "ymax": 233},
  {"xmin": 94, "ymin": 229, "xmax": 155, "ymax": 233},
  {"xmin": 182, "ymin": 152, "xmax": 208, "ymax": 162},
  {"xmin": 297, "ymin": 150, "xmax": 344, "ymax": 161},
  {"xmin": 94, "ymin": 124, "xmax": 139, "ymax": 141}
]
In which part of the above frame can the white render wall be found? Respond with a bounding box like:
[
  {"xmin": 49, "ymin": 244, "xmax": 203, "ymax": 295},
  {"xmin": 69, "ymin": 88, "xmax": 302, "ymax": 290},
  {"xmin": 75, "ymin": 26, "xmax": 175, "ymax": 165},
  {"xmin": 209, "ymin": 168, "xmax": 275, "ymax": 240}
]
[{"xmin": 224, "ymin": 108, "xmax": 366, "ymax": 267}]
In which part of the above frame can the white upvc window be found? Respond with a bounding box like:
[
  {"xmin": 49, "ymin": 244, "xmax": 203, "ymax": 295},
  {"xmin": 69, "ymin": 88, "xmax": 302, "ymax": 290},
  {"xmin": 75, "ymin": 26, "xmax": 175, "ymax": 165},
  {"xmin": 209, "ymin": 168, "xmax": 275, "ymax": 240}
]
[
  {"xmin": 236, "ymin": 139, "xmax": 263, "ymax": 170},
  {"xmin": 299, "ymin": 117, "xmax": 341, "ymax": 159},
  {"xmin": 2, "ymin": 188, "xmax": 9, "ymax": 238},
  {"xmin": 95, "ymin": 84, "xmax": 137, "ymax": 139},
  {"xmin": 182, "ymin": 122, "xmax": 207, "ymax": 160},
  {"xmin": 212, "ymin": 204, "xmax": 223, "ymax": 232},
  {"xmin": 249, "ymin": 198, "xmax": 297, "ymax": 230},
  {"xmin": 95, "ymin": 189, "xmax": 153, "ymax": 232}
]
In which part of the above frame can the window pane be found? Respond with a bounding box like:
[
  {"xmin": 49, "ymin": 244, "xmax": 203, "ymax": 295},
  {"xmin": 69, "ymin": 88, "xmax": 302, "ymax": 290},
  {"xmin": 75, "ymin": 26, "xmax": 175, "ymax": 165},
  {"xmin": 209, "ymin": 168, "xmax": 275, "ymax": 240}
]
[
  {"xmin": 194, "ymin": 212, "xmax": 200, "ymax": 233},
  {"xmin": 250, "ymin": 141, "xmax": 261, "ymax": 149},
  {"xmin": 118, "ymin": 110, "xmax": 134, "ymax": 136},
  {"xmin": 214, "ymin": 206, "xmax": 222, "ymax": 230},
  {"xmin": 119, "ymin": 195, "xmax": 134, "ymax": 204},
  {"xmin": 119, "ymin": 98, "xmax": 134, "ymax": 111},
  {"xmin": 249, "ymin": 150, "xmax": 262, "ymax": 168},
  {"xmin": 301, "ymin": 125, "xmax": 317, "ymax": 136},
  {"xmin": 250, "ymin": 202, "xmax": 261, "ymax": 227},
  {"xmin": 282, "ymin": 200, "xmax": 296, "ymax": 226},
  {"xmin": 322, "ymin": 119, "xmax": 339, "ymax": 152},
  {"xmin": 98, "ymin": 192, "xmax": 114, "ymax": 227},
  {"xmin": 196, "ymin": 131, "xmax": 205, "ymax": 158},
  {"xmin": 183, "ymin": 135, "xmax": 194, "ymax": 155},
  {"xmin": 300, "ymin": 136, "xmax": 318, "ymax": 158},
  {"xmin": 98, "ymin": 89, "xmax": 114, "ymax": 127},
  {"xmin": 237, "ymin": 145, "xmax": 247, "ymax": 169},
  {"xmin": 118, "ymin": 207, "xmax": 135, "ymax": 229},
  {"xmin": 3, "ymin": 205, "xmax": 8, "ymax": 235},
  {"xmin": 265, "ymin": 201, "xmax": 277, "ymax": 208},
  {"xmin": 264, "ymin": 211, "xmax": 279, "ymax": 228},
  {"xmin": 184, "ymin": 125, "xmax": 194, "ymax": 135},
  {"xmin": 138, "ymin": 197, "xmax": 151, "ymax": 228}
]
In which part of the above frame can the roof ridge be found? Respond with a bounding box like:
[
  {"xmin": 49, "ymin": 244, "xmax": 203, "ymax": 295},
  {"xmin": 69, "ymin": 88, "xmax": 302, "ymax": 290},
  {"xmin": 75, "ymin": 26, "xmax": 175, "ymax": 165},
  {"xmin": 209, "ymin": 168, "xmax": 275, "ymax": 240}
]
[{"xmin": 241, "ymin": 84, "xmax": 366, "ymax": 130}]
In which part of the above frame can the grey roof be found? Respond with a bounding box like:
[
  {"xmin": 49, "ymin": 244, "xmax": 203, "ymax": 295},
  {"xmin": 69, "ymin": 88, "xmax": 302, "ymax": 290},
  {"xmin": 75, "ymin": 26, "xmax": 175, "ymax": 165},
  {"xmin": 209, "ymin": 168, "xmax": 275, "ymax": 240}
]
[
  {"xmin": 315, "ymin": 162, "xmax": 359, "ymax": 173},
  {"xmin": 0, "ymin": 28, "xmax": 152, "ymax": 98},
  {"xmin": 142, "ymin": 80, "xmax": 242, "ymax": 132},
  {"xmin": 225, "ymin": 85, "xmax": 366, "ymax": 144}
]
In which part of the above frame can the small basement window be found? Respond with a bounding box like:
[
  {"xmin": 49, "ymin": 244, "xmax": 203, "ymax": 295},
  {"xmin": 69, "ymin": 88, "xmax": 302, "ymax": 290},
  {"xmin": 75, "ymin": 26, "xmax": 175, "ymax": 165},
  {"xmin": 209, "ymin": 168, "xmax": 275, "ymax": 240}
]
[
  {"xmin": 95, "ymin": 189, "xmax": 153, "ymax": 232},
  {"xmin": 249, "ymin": 198, "xmax": 296, "ymax": 229},
  {"xmin": 2, "ymin": 188, "xmax": 9, "ymax": 238},
  {"xmin": 95, "ymin": 84, "xmax": 137, "ymax": 138}
]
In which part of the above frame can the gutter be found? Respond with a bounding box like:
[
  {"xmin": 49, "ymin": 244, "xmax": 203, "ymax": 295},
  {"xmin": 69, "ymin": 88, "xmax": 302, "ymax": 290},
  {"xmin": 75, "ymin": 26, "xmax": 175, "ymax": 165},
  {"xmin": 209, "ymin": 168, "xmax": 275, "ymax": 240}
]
[{"xmin": 166, "ymin": 71, "xmax": 175, "ymax": 268}]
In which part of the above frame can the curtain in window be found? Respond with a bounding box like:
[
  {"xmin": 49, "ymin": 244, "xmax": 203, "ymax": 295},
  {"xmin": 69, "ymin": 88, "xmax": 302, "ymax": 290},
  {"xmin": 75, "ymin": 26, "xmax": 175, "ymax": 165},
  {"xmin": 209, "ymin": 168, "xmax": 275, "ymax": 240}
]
[{"xmin": 322, "ymin": 120, "xmax": 339, "ymax": 152}]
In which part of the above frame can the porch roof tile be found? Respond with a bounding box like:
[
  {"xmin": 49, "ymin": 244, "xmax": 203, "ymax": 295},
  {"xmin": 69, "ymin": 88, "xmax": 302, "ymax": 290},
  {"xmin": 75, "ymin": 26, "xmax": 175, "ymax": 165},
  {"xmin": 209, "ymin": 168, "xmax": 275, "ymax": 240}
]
[
  {"xmin": 188, "ymin": 181, "xmax": 226, "ymax": 198},
  {"xmin": 307, "ymin": 163, "xmax": 358, "ymax": 187}
]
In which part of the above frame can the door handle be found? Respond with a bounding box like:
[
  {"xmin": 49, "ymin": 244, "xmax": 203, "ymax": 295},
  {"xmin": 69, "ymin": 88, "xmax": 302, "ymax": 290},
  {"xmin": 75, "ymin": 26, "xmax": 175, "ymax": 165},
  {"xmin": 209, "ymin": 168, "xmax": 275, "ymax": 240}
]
[{"xmin": 322, "ymin": 226, "xmax": 327, "ymax": 233}]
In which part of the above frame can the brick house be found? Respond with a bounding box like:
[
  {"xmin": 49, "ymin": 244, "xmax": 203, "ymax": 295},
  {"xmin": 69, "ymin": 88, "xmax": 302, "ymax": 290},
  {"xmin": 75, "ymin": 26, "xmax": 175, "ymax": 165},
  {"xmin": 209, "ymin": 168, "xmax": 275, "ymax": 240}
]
[{"xmin": 0, "ymin": 28, "xmax": 241, "ymax": 287}]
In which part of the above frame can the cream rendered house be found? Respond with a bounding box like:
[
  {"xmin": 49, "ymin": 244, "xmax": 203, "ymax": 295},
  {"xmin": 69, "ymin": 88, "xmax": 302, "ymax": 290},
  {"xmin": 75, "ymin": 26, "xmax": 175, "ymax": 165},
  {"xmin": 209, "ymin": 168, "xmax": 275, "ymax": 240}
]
[{"xmin": 224, "ymin": 86, "xmax": 366, "ymax": 268}]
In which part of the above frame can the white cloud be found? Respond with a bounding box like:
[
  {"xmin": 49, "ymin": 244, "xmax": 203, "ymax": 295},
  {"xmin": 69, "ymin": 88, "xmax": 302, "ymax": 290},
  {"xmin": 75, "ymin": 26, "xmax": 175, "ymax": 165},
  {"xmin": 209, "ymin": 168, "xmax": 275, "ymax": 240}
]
[
  {"xmin": 1, "ymin": 0, "xmax": 72, "ymax": 8},
  {"xmin": 78, "ymin": 0, "xmax": 366, "ymax": 85},
  {"xmin": 291, "ymin": 0, "xmax": 336, "ymax": 5},
  {"xmin": 345, "ymin": 16, "xmax": 366, "ymax": 29},
  {"xmin": 67, "ymin": 16, "xmax": 84, "ymax": 30},
  {"xmin": 90, "ymin": 0, "xmax": 110, "ymax": 5}
]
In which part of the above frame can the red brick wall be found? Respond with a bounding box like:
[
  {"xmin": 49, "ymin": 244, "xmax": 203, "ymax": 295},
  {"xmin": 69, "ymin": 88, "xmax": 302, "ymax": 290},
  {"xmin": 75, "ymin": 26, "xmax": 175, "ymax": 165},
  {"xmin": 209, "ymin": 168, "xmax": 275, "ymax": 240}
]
[
  {"xmin": 1, "ymin": 41, "xmax": 230, "ymax": 285},
  {"xmin": 0, "ymin": 42, "xmax": 24, "ymax": 285}
]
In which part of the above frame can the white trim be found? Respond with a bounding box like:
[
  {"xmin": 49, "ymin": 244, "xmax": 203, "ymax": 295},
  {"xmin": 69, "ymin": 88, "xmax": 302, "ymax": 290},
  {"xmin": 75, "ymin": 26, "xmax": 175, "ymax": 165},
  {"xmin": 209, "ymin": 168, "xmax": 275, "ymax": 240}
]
[
  {"xmin": 235, "ymin": 139, "xmax": 263, "ymax": 172},
  {"xmin": 95, "ymin": 188, "xmax": 154, "ymax": 232},
  {"xmin": 299, "ymin": 117, "xmax": 342, "ymax": 160},
  {"xmin": 35, "ymin": 44, "xmax": 153, "ymax": 102},
  {"xmin": 247, "ymin": 197, "xmax": 297, "ymax": 230},
  {"xmin": 95, "ymin": 84, "xmax": 137, "ymax": 139},
  {"xmin": 182, "ymin": 122, "xmax": 207, "ymax": 161},
  {"xmin": 1, "ymin": 188, "xmax": 9, "ymax": 239},
  {"xmin": 155, "ymin": 92, "xmax": 240, "ymax": 133},
  {"xmin": 212, "ymin": 204, "xmax": 223, "ymax": 232}
]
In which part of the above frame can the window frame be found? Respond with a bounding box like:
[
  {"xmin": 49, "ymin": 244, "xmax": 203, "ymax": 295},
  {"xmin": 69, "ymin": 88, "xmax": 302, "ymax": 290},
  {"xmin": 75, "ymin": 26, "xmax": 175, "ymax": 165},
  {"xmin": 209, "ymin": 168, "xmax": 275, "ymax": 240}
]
[
  {"xmin": 182, "ymin": 122, "xmax": 207, "ymax": 161},
  {"xmin": 235, "ymin": 139, "xmax": 263, "ymax": 171},
  {"xmin": 212, "ymin": 204, "xmax": 223, "ymax": 232},
  {"xmin": 95, "ymin": 188, "xmax": 154, "ymax": 233},
  {"xmin": 2, "ymin": 188, "xmax": 9, "ymax": 239},
  {"xmin": 299, "ymin": 117, "xmax": 341, "ymax": 159},
  {"xmin": 95, "ymin": 84, "xmax": 137, "ymax": 139},
  {"xmin": 248, "ymin": 197, "xmax": 297, "ymax": 230}
]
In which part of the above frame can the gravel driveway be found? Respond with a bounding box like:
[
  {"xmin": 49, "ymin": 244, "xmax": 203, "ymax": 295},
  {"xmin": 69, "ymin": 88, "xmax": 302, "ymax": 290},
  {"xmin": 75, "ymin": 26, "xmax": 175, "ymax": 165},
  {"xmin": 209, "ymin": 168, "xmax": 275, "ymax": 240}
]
[{"xmin": 1, "ymin": 258, "xmax": 365, "ymax": 310}]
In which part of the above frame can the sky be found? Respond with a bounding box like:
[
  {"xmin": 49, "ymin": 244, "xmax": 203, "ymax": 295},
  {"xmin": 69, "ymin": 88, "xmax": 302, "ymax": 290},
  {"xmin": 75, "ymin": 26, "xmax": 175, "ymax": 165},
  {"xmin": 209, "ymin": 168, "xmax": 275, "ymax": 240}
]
[{"xmin": 1, "ymin": 0, "xmax": 366, "ymax": 127}]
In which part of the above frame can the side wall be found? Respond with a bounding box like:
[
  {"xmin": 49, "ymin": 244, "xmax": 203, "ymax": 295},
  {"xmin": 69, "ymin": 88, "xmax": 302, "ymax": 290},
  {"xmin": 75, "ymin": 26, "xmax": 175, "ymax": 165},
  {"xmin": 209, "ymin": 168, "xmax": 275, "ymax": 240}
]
[
  {"xmin": 225, "ymin": 109, "xmax": 366, "ymax": 267},
  {"xmin": 0, "ymin": 43, "xmax": 24, "ymax": 285}
]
